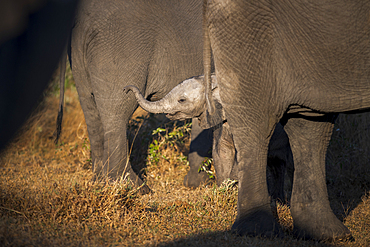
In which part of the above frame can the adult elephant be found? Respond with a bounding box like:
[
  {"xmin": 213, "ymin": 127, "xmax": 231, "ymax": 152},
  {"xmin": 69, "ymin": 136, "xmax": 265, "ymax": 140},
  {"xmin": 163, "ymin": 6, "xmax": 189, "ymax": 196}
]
[
  {"xmin": 58, "ymin": 0, "xmax": 212, "ymax": 192},
  {"xmin": 203, "ymin": 0, "xmax": 370, "ymax": 241}
]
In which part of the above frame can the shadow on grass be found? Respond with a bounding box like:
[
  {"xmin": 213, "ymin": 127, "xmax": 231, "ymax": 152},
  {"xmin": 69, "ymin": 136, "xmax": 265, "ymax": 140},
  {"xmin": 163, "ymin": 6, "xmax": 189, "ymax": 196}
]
[{"xmin": 156, "ymin": 230, "xmax": 337, "ymax": 247}]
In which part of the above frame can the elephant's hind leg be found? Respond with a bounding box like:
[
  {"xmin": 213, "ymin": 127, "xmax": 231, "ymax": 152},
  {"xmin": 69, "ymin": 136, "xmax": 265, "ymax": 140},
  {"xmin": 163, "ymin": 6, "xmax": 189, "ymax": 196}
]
[
  {"xmin": 72, "ymin": 68, "xmax": 104, "ymax": 179},
  {"xmin": 97, "ymin": 98, "xmax": 150, "ymax": 195},
  {"xmin": 284, "ymin": 115, "xmax": 351, "ymax": 241},
  {"xmin": 228, "ymin": 118, "xmax": 283, "ymax": 238},
  {"xmin": 79, "ymin": 94, "xmax": 104, "ymax": 178},
  {"xmin": 212, "ymin": 122, "xmax": 237, "ymax": 185}
]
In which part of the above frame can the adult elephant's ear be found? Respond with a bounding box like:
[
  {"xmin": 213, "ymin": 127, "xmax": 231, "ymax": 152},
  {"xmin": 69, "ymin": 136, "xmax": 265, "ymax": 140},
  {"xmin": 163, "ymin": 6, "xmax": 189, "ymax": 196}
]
[{"xmin": 203, "ymin": 0, "xmax": 215, "ymax": 115}]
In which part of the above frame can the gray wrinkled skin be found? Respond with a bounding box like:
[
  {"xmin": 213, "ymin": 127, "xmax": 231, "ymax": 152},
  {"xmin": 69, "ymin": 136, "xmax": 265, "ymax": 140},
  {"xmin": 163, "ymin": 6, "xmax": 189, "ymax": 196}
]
[
  {"xmin": 204, "ymin": 0, "xmax": 370, "ymax": 241},
  {"xmin": 124, "ymin": 75, "xmax": 293, "ymax": 203},
  {"xmin": 68, "ymin": 0, "xmax": 213, "ymax": 193}
]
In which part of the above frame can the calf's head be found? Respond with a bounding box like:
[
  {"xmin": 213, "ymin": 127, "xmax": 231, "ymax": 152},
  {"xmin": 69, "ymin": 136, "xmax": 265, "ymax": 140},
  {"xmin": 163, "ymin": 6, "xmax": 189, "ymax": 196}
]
[{"xmin": 123, "ymin": 75, "xmax": 224, "ymax": 129}]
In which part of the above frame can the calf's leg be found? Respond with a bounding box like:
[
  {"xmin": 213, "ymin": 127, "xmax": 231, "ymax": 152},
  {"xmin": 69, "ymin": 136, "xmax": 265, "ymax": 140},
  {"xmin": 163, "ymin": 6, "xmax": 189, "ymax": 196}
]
[{"xmin": 184, "ymin": 118, "xmax": 213, "ymax": 188}]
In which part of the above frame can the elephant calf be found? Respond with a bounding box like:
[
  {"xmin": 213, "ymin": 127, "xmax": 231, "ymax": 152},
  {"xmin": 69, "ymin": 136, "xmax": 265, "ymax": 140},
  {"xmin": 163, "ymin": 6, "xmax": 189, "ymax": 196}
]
[{"xmin": 124, "ymin": 75, "xmax": 293, "ymax": 202}]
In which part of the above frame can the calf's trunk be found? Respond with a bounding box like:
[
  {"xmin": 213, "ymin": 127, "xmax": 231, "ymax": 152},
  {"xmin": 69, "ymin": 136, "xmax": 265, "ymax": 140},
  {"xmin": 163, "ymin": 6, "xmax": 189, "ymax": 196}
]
[{"xmin": 123, "ymin": 85, "xmax": 172, "ymax": 114}]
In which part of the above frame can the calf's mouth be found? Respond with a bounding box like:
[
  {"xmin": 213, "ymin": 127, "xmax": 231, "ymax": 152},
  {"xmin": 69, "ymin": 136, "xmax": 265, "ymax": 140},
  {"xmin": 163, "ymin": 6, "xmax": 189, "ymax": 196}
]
[
  {"xmin": 166, "ymin": 112, "xmax": 182, "ymax": 120},
  {"xmin": 166, "ymin": 111, "xmax": 200, "ymax": 121}
]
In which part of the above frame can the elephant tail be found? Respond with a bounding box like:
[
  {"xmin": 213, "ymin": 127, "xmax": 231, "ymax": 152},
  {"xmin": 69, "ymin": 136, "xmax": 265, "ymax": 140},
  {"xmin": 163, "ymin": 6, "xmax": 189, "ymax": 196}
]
[
  {"xmin": 203, "ymin": 0, "xmax": 215, "ymax": 115},
  {"xmin": 55, "ymin": 47, "xmax": 67, "ymax": 144}
]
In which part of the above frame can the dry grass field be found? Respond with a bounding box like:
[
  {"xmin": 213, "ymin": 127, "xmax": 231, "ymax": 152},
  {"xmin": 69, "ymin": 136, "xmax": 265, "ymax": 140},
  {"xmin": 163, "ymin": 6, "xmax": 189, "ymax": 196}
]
[{"xmin": 0, "ymin": 69, "xmax": 369, "ymax": 246}]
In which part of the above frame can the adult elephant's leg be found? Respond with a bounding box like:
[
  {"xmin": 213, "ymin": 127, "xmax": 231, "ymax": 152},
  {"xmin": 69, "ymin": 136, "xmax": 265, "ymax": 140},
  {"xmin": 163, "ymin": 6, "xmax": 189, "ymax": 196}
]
[
  {"xmin": 184, "ymin": 118, "xmax": 213, "ymax": 188},
  {"xmin": 213, "ymin": 122, "xmax": 237, "ymax": 185},
  {"xmin": 206, "ymin": 0, "xmax": 282, "ymax": 236},
  {"xmin": 79, "ymin": 95, "xmax": 104, "ymax": 177},
  {"xmin": 72, "ymin": 68, "xmax": 105, "ymax": 178},
  {"xmin": 226, "ymin": 113, "xmax": 282, "ymax": 237},
  {"xmin": 284, "ymin": 115, "xmax": 351, "ymax": 241},
  {"xmin": 97, "ymin": 96, "xmax": 150, "ymax": 194}
]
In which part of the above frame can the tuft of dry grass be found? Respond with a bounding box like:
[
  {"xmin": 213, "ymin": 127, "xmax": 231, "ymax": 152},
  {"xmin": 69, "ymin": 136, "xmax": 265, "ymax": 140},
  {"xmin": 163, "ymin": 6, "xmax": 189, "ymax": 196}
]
[{"xmin": 0, "ymin": 69, "xmax": 369, "ymax": 246}]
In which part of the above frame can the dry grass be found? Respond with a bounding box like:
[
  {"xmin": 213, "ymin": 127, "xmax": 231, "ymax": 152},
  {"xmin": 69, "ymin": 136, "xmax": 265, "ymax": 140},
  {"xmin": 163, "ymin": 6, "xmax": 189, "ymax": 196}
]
[{"xmin": 0, "ymin": 71, "xmax": 369, "ymax": 246}]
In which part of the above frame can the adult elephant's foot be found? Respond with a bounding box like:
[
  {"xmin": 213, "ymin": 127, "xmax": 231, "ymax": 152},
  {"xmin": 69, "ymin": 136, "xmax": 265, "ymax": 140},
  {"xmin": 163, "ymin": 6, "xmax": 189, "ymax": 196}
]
[
  {"xmin": 292, "ymin": 205, "xmax": 352, "ymax": 241},
  {"xmin": 183, "ymin": 169, "xmax": 210, "ymax": 188},
  {"xmin": 231, "ymin": 209, "xmax": 283, "ymax": 238}
]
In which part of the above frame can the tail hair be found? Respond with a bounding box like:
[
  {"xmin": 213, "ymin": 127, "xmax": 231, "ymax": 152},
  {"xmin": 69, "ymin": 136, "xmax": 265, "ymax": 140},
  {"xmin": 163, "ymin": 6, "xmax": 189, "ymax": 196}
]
[
  {"xmin": 55, "ymin": 106, "xmax": 63, "ymax": 144},
  {"xmin": 54, "ymin": 46, "xmax": 67, "ymax": 144}
]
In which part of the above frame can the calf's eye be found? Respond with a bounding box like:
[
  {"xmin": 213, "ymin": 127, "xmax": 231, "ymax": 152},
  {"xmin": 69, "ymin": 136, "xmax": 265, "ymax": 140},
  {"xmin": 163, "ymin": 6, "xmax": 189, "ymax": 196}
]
[{"xmin": 178, "ymin": 98, "xmax": 186, "ymax": 103}]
